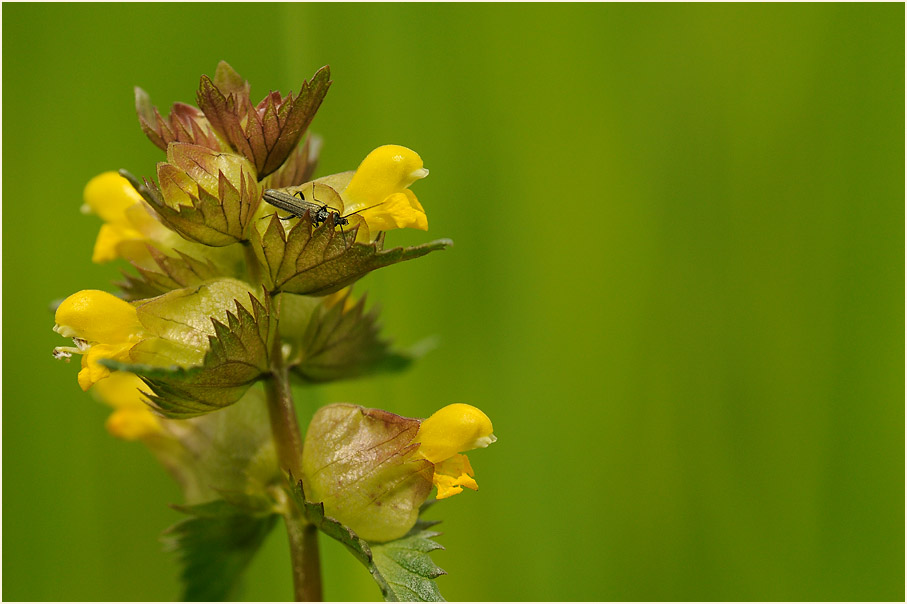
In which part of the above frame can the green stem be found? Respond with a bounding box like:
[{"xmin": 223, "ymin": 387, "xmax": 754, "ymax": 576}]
[
  {"xmin": 264, "ymin": 357, "xmax": 303, "ymax": 478},
  {"xmin": 265, "ymin": 324, "xmax": 322, "ymax": 601},
  {"xmin": 285, "ymin": 499, "xmax": 323, "ymax": 602}
]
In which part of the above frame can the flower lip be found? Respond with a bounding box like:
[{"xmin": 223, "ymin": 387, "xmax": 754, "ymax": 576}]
[
  {"xmin": 53, "ymin": 323, "xmax": 78, "ymax": 338},
  {"xmin": 475, "ymin": 433, "xmax": 497, "ymax": 448},
  {"xmin": 53, "ymin": 290, "xmax": 145, "ymax": 344},
  {"xmin": 409, "ymin": 167, "xmax": 429, "ymax": 181}
]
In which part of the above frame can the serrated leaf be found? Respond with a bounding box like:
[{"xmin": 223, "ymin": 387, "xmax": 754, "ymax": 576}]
[
  {"xmin": 371, "ymin": 523, "xmax": 447, "ymax": 602},
  {"xmin": 164, "ymin": 499, "xmax": 278, "ymax": 602},
  {"xmin": 251, "ymin": 211, "xmax": 452, "ymax": 295},
  {"xmin": 289, "ymin": 291, "xmax": 413, "ymax": 383},
  {"xmin": 212, "ymin": 61, "xmax": 249, "ymax": 95},
  {"xmin": 135, "ymin": 87, "xmax": 225, "ymax": 153},
  {"xmin": 197, "ymin": 63, "xmax": 331, "ymax": 179},
  {"xmin": 301, "ymin": 404, "xmax": 434, "ymax": 543},
  {"xmin": 142, "ymin": 294, "xmax": 271, "ymax": 418},
  {"xmin": 288, "ymin": 478, "xmax": 446, "ymax": 602}
]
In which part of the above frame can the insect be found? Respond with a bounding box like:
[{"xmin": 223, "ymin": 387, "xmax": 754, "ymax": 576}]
[
  {"xmin": 263, "ymin": 186, "xmax": 348, "ymax": 228},
  {"xmin": 263, "ymin": 184, "xmax": 383, "ymax": 230}
]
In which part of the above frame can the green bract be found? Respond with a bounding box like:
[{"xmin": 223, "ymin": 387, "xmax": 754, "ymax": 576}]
[
  {"xmin": 139, "ymin": 144, "xmax": 261, "ymax": 246},
  {"xmin": 105, "ymin": 278, "xmax": 273, "ymax": 418},
  {"xmin": 250, "ymin": 207, "xmax": 451, "ymax": 296},
  {"xmin": 196, "ymin": 62, "xmax": 332, "ymax": 179},
  {"xmin": 302, "ymin": 404, "xmax": 434, "ymax": 543}
]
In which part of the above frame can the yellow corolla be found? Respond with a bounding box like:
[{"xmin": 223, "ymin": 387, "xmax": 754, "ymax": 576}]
[
  {"xmin": 53, "ymin": 290, "xmax": 146, "ymax": 390},
  {"xmin": 414, "ymin": 403, "xmax": 496, "ymax": 499},
  {"xmin": 83, "ymin": 172, "xmax": 157, "ymax": 264},
  {"xmin": 89, "ymin": 371, "xmax": 161, "ymax": 440},
  {"xmin": 306, "ymin": 145, "xmax": 428, "ymax": 242}
]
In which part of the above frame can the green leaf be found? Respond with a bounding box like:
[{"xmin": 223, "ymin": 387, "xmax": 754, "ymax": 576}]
[
  {"xmin": 250, "ymin": 211, "xmax": 452, "ymax": 295},
  {"xmin": 287, "ymin": 478, "xmax": 446, "ymax": 602},
  {"xmin": 301, "ymin": 404, "xmax": 434, "ymax": 542},
  {"xmin": 212, "ymin": 60, "xmax": 249, "ymax": 95},
  {"xmin": 371, "ymin": 520, "xmax": 447, "ymax": 602},
  {"xmin": 164, "ymin": 499, "xmax": 278, "ymax": 602},
  {"xmin": 289, "ymin": 291, "xmax": 413, "ymax": 383}
]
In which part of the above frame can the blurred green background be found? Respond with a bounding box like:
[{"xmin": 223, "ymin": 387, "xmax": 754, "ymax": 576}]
[{"xmin": 3, "ymin": 3, "xmax": 903, "ymax": 601}]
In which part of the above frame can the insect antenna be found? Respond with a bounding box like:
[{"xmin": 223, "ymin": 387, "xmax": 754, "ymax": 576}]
[{"xmin": 340, "ymin": 200, "xmax": 387, "ymax": 219}]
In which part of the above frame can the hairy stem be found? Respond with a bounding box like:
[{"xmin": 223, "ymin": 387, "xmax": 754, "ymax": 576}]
[{"xmin": 265, "ymin": 321, "xmax": 322, "ymax": 601}]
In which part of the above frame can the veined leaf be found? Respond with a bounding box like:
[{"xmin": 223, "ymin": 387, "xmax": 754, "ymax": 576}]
[
  {"xmin": 134, "ymin": 87, "xmax": 226, "ymax": 153},
  {"xmin": 251, "ymin": 211, "xmax": 452, "ymax": 296},
  {"xmin": 120, "ymin": 146, "xmax": 261, "ymax": 247},
  {"xmin": 301, "ymin": 404, "xmax": 434, "ymax": 543},
  {"xmin": 371, "ymin": 520, "xmax": 447, "ymax": 602}
]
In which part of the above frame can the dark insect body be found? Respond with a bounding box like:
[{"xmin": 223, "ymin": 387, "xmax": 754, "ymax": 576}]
[
  {"xmin": 262, "ymin": 188, "xmax": 348, "ymax": 228},
  {"xmin": 262, "ymin": 188, "xmax": 384, "ymax": 231}
]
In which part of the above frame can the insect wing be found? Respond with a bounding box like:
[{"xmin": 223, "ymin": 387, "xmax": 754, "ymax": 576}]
[{"xmin": 263, "ymin": 189, "xmax": 322, "ymax": 217}]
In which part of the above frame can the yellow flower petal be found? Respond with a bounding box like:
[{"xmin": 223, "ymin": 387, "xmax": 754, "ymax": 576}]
[
  {"xmin": 432, "ymin": 453, "xmax": 478, "ymax": 499},
  {"xmin": 83, "ymin": 172, "xmax": 144, "ymax": 226},
  {"xmin": 92, "ymin": 223, "xmax": 146, "ymax": 263},
  {"xmin": 77, "ymin": 357, "xmax": 96, "ymax": 392},
  {"xmin": 54, "ymin": 290, "xmax": 146, "ymax": 390},
  {"xmin": 357, "ymin": 191, "xmax": 428, "ymax": 232},
  {"xmin": 415, "ymin": 403, "xmax": 495, "ymax": 464},
  {"xmin": 90, "ymin": 370, "xmax": 148, "ymax": 411},
  {"xmin": 54, "ymin": 290, "xmax": 144, "ymax": 344},
  {"xmin": 343, "ymin": 145, "xmax": 428, "ymax": 210}
]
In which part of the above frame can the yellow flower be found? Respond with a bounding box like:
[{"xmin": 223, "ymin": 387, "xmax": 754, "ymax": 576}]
[
  {"xmin": 53, "ymin": 290, "xmax": 146, "ymax": 391},
  {"xmin": 414, "ymin": 403, "xmax": 496, "ymax": 499},
  {"xmin": 82, "ymin": 172, "xmax": 161, "ymax": 265},
  {"xmin": 306, "ymin": 145, "xmax": 429, "ymax": 243},
  {"xmin": 83, "ymin": 171, "xmax": 240, "ymax": 269},
  {"xmin": 89, "ymin": 371, "xmax": 161, "ymax": 440}
]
